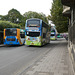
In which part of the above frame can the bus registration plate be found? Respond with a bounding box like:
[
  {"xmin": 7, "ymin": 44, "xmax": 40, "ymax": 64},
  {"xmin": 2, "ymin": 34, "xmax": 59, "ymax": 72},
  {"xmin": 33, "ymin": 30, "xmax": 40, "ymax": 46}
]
[{"xmin": 10, "ymin": 42, "xmax": 13, "ymax": 44}]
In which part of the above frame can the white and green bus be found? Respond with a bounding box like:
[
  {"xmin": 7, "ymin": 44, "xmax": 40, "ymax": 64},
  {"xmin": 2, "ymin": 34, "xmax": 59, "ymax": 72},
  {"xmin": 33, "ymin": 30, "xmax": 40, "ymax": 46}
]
[
  {"xmin": 25, "ymin": 18, "xmax": 51, "ymax": 46},
  {"xmin": 50, "ymin": 29, "xmax": 57, "ymax": 40}
]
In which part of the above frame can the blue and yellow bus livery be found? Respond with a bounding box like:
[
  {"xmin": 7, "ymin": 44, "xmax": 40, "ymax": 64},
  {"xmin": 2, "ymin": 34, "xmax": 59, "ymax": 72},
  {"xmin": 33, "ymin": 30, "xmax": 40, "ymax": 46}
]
[{"xmin": 4, "ymin": 28, "xmax": 25, "ymax": 45}]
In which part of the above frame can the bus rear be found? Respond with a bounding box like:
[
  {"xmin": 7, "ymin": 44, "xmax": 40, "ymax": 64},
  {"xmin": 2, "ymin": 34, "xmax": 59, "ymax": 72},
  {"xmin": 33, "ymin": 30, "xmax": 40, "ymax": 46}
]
[
  {"xmin": 25, "ymin": 19, "xmax": 42, "ymax": 46},
  {"xmin": 4, "ymin": 28, "xmax": 20, "ymax": 45}
]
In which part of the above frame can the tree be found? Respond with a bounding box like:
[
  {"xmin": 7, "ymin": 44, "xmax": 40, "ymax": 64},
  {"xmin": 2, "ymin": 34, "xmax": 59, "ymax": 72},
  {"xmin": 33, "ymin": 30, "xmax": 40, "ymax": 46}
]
[
  {"xmin": 8, "ymin": 8, "xmax": 22, "ymax": 23},
  {"xmin": 23, "ymin": 11, "xmax": 48, "ymax": 24},
  {"xmin": 39, "ymin": 13, "xmax": 48, "ymax": 24},
  {"xmin": 48, "ymin": 0, "xmax": 68, "ymax": 33},
  {"xmin": 0, "ymin": 20, "xmax": 20, "ymax": 31},
  {"xmin": 0, "ymin": 8, "xmax": 25, "ymax": 28}
]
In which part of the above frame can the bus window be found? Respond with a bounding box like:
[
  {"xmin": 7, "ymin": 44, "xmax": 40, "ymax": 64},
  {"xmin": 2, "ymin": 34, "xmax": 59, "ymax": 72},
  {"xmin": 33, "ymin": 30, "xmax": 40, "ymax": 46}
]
[
  {"xmin": 27, "ymin": 20, "xmax": 40, "ymax": 27},
  {"xmin": 51, "ymin": 34, "xmax": 55, "ymax": 36},
  {"xmin": 5, "ymin": 29, "xmax": 17, "ymax": 36},
  {"xmin": 26, "ymin": 32, "xmax": 40, "ymax": 37},
  {"xmin": 20, "ymin": 32, "xmax": 25, "ymax": 38}
]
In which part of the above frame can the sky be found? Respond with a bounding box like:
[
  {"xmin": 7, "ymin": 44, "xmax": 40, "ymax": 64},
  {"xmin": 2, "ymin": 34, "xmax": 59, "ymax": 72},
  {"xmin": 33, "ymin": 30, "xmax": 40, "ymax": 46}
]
[{"xmin": 0, "ymin": 0, "xmax": 53, "ymax": 16}]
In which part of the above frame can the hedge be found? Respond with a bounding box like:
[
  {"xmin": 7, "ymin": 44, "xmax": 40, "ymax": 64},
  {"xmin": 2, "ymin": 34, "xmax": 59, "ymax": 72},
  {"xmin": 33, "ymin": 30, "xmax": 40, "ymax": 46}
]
[{"xmin": 0, "ymin": 20, "xmax": 21, "ymax": 31}]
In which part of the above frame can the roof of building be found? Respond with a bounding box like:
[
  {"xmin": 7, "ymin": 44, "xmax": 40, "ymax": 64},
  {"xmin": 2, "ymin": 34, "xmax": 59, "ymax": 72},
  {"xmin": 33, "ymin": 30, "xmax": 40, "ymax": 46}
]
[{"xmin": 61, "ymin": 0, "xmax": 74, "ymax": 7}]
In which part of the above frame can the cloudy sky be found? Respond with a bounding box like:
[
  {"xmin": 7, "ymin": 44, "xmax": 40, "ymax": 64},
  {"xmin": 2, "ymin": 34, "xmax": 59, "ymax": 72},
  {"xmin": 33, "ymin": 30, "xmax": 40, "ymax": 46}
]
[{"xmin": 0, "ymin": 0, "xmax": 53, "ymax": 16}]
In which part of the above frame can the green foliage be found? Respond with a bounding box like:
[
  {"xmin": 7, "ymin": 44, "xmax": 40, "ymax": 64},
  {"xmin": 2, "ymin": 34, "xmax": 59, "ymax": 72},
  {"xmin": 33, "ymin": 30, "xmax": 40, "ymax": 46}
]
[
  {"xmin": 0, "ymin": 9, "xmax": 25, "ymax": 28},
  {"xmin": 0, "ymin": 9, "xmax": 48, "ymax": 28},
  {"xmin": 0, "ymin": 20, "xmax": 20, "ymax": 31},
  {"xmin": 8, "ymin": 8, "xmax": 22, "ymax": 23},
  {"xmin": 23, "ymin": 11, "xmax": 48, "ymax": 24},
  {"xmin": 49, "ymin": 0, "xmax": 68, "ymax": 33}
]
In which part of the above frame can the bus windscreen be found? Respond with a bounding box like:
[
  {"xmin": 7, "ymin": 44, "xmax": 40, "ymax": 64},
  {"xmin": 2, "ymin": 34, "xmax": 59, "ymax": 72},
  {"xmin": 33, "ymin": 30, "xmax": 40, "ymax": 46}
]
[
  {"xmin": 5, "ymin": 29, "xmax": 17, "ymax": 36},
  {"xmin": 51, "ymin": 34, "xmax": 55, "ymax": 36},
  {"xmin": 27, "ymin": 20, "xmax": 40, "ymax": 27},
  {"xmin": 26, "ymin": 32, "xmax": 40, "ymax": 37}
]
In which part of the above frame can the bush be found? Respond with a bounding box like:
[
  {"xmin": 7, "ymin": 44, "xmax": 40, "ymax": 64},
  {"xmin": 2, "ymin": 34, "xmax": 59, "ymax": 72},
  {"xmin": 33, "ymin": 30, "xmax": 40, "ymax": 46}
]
[
  {"xmin": 0, "ymin": 20, "xmax": 21, "ymax": 31},
  {"xmin": 0, "ymin": 21, "xmax": 21, "ymax": 44}
]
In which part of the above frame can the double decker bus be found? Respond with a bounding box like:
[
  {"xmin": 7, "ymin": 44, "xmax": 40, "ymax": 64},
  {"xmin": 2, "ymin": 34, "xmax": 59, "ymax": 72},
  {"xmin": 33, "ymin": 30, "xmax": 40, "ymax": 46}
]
[
  {"xmin": 4, "ymin": 28, "xmax": 25, "ymax": 45},
  {"xmin": 25, "ymin": 18, "xmax": 50, "ymax": 46},
  {"xmin": 50, "ymin": 29, "xmax": 57, "ymax": 40}
]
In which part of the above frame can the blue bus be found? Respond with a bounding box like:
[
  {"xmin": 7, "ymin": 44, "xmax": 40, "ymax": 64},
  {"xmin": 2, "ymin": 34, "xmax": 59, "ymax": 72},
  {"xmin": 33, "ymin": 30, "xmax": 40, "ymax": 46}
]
[
  {"xmin": 25, "ymin": 18, "xmax": 51, "ymax": 46},
  {"xmin": 4, "ymin": 28, "xmax": 25, "ymax": 45}
]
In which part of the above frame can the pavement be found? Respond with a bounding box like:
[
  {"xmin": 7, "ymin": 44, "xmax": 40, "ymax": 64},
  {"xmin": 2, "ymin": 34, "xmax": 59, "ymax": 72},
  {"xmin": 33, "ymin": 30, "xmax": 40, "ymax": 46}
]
[
  {"xmin": 21, "ymin": 40, "xmax": 74, "ymax": 75},
  {"xmin": 0, "ymin": 44, "xmax": 5, "ymax": 47}
]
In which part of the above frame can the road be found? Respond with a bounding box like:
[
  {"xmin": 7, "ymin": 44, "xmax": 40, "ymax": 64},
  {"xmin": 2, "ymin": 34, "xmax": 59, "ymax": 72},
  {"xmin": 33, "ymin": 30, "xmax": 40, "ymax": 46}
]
[{"xmin": 0, "ymin": 38, "xmax": 68, "ymax": 75}]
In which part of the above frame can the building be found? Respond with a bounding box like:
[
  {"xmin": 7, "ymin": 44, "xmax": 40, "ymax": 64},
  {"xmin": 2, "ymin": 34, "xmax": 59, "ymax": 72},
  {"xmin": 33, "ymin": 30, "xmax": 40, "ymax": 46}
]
[{"xmin": 61, "ymin": 0, "xmax": 75, "ymax": 73}]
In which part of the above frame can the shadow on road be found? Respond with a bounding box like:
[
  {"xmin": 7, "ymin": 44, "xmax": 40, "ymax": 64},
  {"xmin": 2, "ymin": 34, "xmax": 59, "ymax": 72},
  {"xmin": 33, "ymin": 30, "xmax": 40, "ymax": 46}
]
[
  {"xmin": 26, "ymin": 38, "xmax": 67, "ymax": 49},
  {"xmin": 26, "ymin": 42, "xmax": 59, "ymax": 49},
  {"xmin": 0, "ymin": 45, "xmax": 24, "ymax": 50},
  {"xmin": 0, "ymin": 38, "xmax": 67, "ymax": 50}
]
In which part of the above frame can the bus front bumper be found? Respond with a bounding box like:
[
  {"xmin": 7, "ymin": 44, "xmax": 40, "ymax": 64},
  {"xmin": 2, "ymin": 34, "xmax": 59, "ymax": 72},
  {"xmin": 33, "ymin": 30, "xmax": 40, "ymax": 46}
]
[
  {"xmin": 4, "ymin": 41, "xmax": 20, "ymax": 45},
  {"xmin": 25, "ymin": 41, "xmax": 41, "ymax": 46}
]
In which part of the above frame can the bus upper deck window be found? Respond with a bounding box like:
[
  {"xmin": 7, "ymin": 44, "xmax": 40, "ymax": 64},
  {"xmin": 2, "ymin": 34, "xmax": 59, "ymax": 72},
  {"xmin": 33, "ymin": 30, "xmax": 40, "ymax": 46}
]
[{"xmin": 27, "ymin": 20, "xmax": 40, "ymax": 27}]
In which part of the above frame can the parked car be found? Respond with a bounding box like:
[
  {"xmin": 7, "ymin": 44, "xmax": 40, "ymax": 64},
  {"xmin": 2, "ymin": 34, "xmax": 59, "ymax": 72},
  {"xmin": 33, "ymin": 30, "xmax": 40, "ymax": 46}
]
[
  {"xmin": 65, "ymin": 34, "xmax": 68, "ymax": 41},
  {"xmin": 57, "ymin": 34, "xmax": 63, "ymax": 38}
]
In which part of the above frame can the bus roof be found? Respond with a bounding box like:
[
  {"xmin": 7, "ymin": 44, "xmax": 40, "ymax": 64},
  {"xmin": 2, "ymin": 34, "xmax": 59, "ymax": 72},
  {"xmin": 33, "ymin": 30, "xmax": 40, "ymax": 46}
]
[
  {"xmin": 26, "ymin": 18, "xmax": 42, "ymax": 21},
  {"xmin": 5, "ymin": 28, "xmax": 19, "ymax": 29}
]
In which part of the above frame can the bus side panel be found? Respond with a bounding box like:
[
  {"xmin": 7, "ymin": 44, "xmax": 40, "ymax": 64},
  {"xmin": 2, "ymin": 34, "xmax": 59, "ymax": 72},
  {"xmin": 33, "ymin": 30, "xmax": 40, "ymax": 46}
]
[
  {"xmin": 20, "ymin": 29, "xmax": 25, "ymax": 45},
  {"xmin": 40, "ymin": 20, "xmax": 43, "ymax": 46},
  {"xmin": 46, "ymin": 31, "xmax": 50, "ymax": 43},
  {"xmin": 42, "ymin": 24, "xmax": 50, "ymax": 45},
  {"xmin": 4, "ymin": 29, "xmax": 6, "ymax": 44},
  {"xmin": 20, "ymin": 38, "xmax": 25, "ymax": 45},
  {"xmin": 4, "ymin": 29, "xmax": 5, "ymax": 39},
  {"xmin": 17, "ymin": 29, "xmax": 22, "ymax": 45},
  {"xmin": 42, "ymin": 27, "xmax": 47, "ymax": 45}
]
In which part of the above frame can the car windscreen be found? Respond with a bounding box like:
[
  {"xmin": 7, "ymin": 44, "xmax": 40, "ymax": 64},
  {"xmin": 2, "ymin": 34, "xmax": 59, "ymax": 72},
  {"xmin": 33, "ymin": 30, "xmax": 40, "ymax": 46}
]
[
  {"xmin": 57, "ymin": 34, "xmax": 60, "ymax": 36},
  {"xmin": 51, "ymin": 34, "xmax": 55, "ymax": 36}
]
